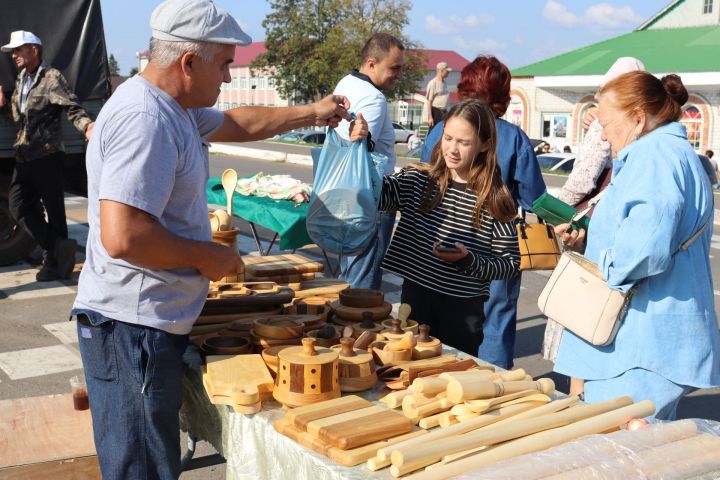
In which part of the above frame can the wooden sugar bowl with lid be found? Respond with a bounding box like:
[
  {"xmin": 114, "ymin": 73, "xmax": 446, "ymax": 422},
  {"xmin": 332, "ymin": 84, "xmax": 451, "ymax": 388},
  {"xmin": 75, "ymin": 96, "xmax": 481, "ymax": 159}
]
[
  {"xmin": 332, "ymin": 337, "xmax": 377, "ymax": 392},
  {"xmin": 412, "ymin": 324, "xmax": 442, "ymax": 360},
  {"xmin": 273, "ymin": 337, "xmax": 340, "ymax": 407}
]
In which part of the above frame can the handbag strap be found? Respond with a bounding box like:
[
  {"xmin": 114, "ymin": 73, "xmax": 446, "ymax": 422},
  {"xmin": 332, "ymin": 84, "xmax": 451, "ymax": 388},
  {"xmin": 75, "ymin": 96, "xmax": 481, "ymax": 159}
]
[
  {"xmin": 572, "ymin": 188, "xmax": 608, "ymax": 222},
  {"xmin": 676, "ymin": 213, "xmax": 711, "ymax": 254}
]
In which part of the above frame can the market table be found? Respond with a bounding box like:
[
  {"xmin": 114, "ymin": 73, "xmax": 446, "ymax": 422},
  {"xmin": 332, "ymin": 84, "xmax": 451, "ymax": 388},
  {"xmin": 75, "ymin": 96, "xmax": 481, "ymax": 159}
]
[
  {"xmin": 179, "ymin": 346, "xmax": 486, "ymax": 480},
  {"xmin": 207, "ymin": 176, "xmax": 312, "ymax": 255}
]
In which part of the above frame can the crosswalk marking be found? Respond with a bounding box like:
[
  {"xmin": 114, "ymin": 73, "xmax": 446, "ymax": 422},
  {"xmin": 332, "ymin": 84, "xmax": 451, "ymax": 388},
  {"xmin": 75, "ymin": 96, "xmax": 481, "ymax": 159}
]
[
  {"xmin": 44, "ymin": 321, "xmax": 80, "ymax": 345},
  {"xmin": 0, "ymin": 344, "xmax": 82, "ymax": 380},
  {"xmin": 0, "ymin": 265, "xmax": 76, "ymax": 300}
]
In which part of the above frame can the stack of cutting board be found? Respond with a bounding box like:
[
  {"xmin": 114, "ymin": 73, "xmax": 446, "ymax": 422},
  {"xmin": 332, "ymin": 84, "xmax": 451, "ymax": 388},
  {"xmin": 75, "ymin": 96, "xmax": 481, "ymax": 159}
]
[
  {"xmin": 274, "ymin": 395, "xmax": 419, "ymax": 466},
  {"xmin": 244, "ymin": 253, "xmax": 324, "ymax": 284},
  {"xmin": 202, "ymin": 354, "xmax": 274, "ymax": 414}
]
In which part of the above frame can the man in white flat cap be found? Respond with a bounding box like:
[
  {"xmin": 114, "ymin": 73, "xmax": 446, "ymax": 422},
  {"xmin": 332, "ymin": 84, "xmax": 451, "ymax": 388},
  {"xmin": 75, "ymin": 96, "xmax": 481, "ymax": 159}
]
[
  {"xmin": 0, "ymin": 30, "xmax": 94, "ymax": 282},
  {"xmin": 425, "ymin": 61, "xmax": 452, "ymax": 129},
  {"xmin": 69, "ymin": 1, "xmax": 362, "ymax": 478}
]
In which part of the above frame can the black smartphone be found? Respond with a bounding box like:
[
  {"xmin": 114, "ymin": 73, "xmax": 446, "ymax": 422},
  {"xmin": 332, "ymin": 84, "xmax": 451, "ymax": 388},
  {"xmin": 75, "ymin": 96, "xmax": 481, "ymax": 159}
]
[{"xmin": 436, "ymin": 244, "xmax": 461, "ymax": 253}]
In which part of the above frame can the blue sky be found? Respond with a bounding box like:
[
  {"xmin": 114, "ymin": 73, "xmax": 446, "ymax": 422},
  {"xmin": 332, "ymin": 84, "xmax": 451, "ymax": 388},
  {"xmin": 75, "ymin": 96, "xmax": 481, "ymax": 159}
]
[{"xmin": 103, "ymin": 0, "xmax": 670, "ymax": 76}]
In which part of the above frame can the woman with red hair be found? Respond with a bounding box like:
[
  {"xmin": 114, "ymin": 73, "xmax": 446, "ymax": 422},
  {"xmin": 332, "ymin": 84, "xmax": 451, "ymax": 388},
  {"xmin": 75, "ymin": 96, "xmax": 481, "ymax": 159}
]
[{"xmin": 421, "ymin": 56, "xmax": 546, "ymax": 369}]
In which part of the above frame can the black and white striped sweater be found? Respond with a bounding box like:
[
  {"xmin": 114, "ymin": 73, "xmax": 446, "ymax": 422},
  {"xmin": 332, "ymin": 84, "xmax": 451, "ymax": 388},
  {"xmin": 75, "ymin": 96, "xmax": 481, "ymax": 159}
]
[{"xmin": 380, "ymin": 167, "xmax": 520, "ymax": 298}]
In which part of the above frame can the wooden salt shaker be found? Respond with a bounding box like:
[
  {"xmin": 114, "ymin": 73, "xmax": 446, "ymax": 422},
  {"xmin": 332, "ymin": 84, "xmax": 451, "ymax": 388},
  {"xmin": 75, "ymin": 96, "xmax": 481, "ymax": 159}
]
[
  {"xmin": 412, "ymin": 324, "xmax": 442, "ymax": 360},
  {"xmin": 332, "ymin": 337, "xmax": 377, "ymax": 392},
  {"xmin": 273, "ymin": 337, "xmax": 340, "ymax": 407}
]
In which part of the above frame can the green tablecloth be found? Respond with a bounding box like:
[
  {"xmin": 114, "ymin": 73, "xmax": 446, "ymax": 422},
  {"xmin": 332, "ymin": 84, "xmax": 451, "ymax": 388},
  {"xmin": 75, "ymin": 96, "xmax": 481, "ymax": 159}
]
[{"xmin": 207, "ymin": 176, "xmax": 312, "ymax": 251}]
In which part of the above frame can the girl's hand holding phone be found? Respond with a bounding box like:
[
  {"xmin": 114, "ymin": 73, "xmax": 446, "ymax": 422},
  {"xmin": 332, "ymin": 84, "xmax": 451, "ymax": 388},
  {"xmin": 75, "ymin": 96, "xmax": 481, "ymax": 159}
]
[{"xmin": 432, "ymin": 241, "xmax": 468, "ymax": 262}]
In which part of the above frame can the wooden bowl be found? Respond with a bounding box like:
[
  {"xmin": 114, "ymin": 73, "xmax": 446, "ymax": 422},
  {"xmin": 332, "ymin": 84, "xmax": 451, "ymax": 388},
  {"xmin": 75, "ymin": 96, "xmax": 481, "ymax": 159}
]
[
  {"xmin": 260, "ymin": 345, "xmax": 292, "ymax": 374},
  {"xmin": 306, "ymin": 328, "xmax": 341, "ymax": 348},
  {"xmin": 250, "ymin": 329, "xmax": 303, "ymax": 350},
  {"xmin": 253, "ymin": 316, "xmax": 304, "ymax": 339},
  {"xmin": 330, "ymin": 301, "xmax": 393, "ymax": 322},
  {"xmin": 284, "ymin": 303, "xmax": 329, "ymax": 323},
  {"xmin": 244, "ymin": 282, "xmax": 280, "ymax": 293},
  {"xmin": 200, "ymin": 335, "xmax": 252, "ymax": 356},
  {"xmin": 338, "ymin": 288, "xmax": 384, "ymax": 308},
  {"xmin": 296, "ymin": 296, "xmax": 331, "ymax": 306}
]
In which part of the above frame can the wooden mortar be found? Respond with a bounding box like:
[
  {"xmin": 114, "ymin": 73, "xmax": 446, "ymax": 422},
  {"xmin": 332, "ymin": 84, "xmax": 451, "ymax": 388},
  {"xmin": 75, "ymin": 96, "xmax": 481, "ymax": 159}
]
[
  {"xmin": 253, "ymin": 316, "xmax": 304, "ymax": 340},
  {"xmin": 412, "ymin": 324, "xmax": 442, "ymax": 360},
  {"xmin": 273, "ymin": 337, "xmax": 340, "ymax": 407},
  {"xmin": 332, "ymin": 337, "xmax": 377, "ymax": 392},
  {"xmin": 306, "ymin": 324, "xmax": 341, "ymax": 348},
  {"xmin": 356, "ymin": 311, "xmax": 385, "ymax": 334},
  {"xmin": 381, "ymin": 318, "xmax": 419, "ymax": 340},
  {"xmin": 370, "ymin": 340, "xmax": 412, "ymax": 366}
]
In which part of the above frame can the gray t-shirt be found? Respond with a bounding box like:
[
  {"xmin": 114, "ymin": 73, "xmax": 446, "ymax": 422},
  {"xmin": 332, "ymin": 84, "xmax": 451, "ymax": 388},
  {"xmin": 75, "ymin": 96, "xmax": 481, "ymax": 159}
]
[{"xmin": 73, "ymin": 75, "xmax": 224, "ymax": 335}]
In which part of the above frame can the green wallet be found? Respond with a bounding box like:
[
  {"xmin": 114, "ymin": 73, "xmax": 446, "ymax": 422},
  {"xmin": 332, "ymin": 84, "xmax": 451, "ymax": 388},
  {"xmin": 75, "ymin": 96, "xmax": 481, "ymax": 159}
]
[{"xmin": 531, "ymin": 192, "xmax": 591, "ymax": 232}]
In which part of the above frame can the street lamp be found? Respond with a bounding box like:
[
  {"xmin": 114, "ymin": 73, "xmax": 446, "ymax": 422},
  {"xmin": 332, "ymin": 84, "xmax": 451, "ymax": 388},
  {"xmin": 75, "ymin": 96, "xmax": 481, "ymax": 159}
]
[{"xmin": 251, "ymin": 84, "xmax": 257, "ymax": 106}]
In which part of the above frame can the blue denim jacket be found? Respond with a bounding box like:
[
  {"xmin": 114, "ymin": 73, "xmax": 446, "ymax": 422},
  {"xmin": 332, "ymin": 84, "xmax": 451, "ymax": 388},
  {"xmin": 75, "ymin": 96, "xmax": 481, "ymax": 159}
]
[
  {"xmin": 555, "ymin": 122, "xmax": 720, "ymax": 388},
  {"xmin": 421, "ymin": 117, "xmax": 546, "ymax": 210}
]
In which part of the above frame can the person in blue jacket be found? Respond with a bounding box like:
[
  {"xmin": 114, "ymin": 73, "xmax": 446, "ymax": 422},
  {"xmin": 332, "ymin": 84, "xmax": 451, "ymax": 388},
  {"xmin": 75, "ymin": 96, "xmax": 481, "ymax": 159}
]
[
  {"xmin": 422, "ymin": 56, "xmax": 546, "ymax": 369},
  {"xmin": 556, "ymin": 71, "xmax": 720, "ymax": 420}
]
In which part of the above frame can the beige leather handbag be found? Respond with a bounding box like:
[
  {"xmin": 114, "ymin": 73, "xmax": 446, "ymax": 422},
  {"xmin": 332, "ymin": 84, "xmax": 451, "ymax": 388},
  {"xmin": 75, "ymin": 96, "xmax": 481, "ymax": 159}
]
[
  {"xmin": 538, "ymin": 219, "xmax": 709, "ymax": 346},
  {"xmin": 537, "ymin": 251, "xmax": 631, "ymax": 346}
]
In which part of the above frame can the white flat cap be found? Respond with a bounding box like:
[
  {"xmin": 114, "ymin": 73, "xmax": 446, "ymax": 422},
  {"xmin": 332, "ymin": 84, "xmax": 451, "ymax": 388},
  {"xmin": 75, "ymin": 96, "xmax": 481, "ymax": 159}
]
[
  {"xmin": 150, "ymin": 0, "xmax": 251, "ymax": 45},
  {"xmin": 1, "ymin": 30, "xmax": 42, "ymax": 52}
]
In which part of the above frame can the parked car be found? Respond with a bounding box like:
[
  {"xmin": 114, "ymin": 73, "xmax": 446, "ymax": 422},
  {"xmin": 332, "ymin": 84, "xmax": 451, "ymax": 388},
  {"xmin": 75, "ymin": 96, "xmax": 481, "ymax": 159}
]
[
  {"xmin": 273, "ymin": 130, "xmax": 326, "ymax": 145},
  {"xmin": 537, "ymin": 153, "xmax": 576, "ymax": 173},
  {"xmin": 392, "ymin": 122, "xmax": 414, "ymax": 144}
]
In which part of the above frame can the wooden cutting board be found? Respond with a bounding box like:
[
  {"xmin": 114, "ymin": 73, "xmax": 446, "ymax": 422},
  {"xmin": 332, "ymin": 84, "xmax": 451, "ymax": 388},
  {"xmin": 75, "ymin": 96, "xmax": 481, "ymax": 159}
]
[
  {"xmin": 244, "ymin": 254, "xmax": 324, "ymax": 277},
  {"xmin": 204, "ymin": 354, "xmax": 274, "ymax": 401},
  {"xmin": 245, "ymin": 272, "xmax": 316, "ymax": 283},
  {"xmin": 285, "ymin": 395, "xmax": 373, "ymax": 430},
  {"xmin": 315, "ymin": 407, "xmax": 413, "ymax": 450},
  {"xmin": 274, "ymin": 418, "xmax": 426, "ymax": 467},
  {"xmin": 291, "ymin": 278, "xmax": 349, "ymax": 299}
]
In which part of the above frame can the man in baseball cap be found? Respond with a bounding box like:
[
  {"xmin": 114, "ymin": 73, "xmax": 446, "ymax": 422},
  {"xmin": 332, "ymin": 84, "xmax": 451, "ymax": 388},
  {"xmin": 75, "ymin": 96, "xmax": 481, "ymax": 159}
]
[
  {"xmin": 71, "ymin": 1, "xmax": 361, "ymax": 478},
  {"xmin": 426, "ymin": 61, "xmax": 453, "ymax": 129},
  {"xmin": 0, "ymin": 30, "xmax": 93, "ymax": 281}
]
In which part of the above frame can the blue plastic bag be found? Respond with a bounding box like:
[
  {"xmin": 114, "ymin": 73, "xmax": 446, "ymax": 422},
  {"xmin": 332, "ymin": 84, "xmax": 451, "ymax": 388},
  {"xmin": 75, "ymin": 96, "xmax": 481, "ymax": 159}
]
[{"xmin": 306, "ymin": 127, "xmax": 387, "ymax": 255}]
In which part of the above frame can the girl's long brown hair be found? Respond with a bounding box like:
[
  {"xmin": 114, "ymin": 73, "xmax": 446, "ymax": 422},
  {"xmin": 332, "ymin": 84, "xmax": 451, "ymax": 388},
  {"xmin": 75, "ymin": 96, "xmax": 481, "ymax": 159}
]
[{"xmin": 417, "ymin": 99, "xmax": 516, "ymax": 226}]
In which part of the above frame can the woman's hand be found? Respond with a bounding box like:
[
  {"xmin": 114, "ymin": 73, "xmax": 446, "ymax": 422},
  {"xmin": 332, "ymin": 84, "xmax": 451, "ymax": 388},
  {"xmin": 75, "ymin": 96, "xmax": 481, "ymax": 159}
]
[
  {"xmin": 432, "ymin": 241, "xmax": 468, "ymax": 262},
  {"xmin": 555, "ymin": 223, "xmax": 586, "ymax": 250},
  {"xmin": 349, "ymin": 112, "xmax": 369, "ymax": 141}
]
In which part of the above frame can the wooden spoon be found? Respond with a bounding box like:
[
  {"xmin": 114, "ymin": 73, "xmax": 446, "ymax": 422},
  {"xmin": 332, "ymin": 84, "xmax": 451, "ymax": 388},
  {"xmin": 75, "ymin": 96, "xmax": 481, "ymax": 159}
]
[
  {"xmin": 208, "ymin": 212, "xmax": 220, "ymax": 232},
  {"xmin": 398, "ymin": 303, "xmax": 411, "ymax": 328},
  {"xmin": 221, "ymin": 168, "xmax": 238, "ymax": 216}
]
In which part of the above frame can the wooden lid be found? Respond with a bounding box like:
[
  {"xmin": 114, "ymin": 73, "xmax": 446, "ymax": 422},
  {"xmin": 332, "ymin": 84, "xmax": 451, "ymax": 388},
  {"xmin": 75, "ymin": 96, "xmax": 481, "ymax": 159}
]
[
  {"xmin": 333, "ymin": 338, "xmax": 374, "ymax": 365},
  {"xmin": 279, "ymin": 337, "xmax": 338, "ymax": 365}
]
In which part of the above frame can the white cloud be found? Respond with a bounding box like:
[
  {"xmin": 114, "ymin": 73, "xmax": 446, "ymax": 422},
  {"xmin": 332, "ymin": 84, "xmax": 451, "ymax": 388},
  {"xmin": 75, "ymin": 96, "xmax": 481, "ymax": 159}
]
[
  {"xmin": 542, "ymin": 0, "xmax": 642, "ymax": 30},
  {"xmin": 584, "ymin": 3, "xmax": 642, "ymax": 29},
  {"xmin": 425, "ymin": 14, "xmax": 494, "ymax": 35},
  {"xmin": 543, "ymin": 0, "xmax": 581, "ymax": 28},
  {"xmin": 453, "ymin": 36, "xmax": 507, "ymax": 54}
]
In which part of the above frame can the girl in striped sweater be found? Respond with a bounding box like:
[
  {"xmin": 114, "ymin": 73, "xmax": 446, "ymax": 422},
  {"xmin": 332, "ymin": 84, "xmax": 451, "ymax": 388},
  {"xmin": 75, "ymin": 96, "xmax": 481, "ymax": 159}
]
[{"xmin": 365, "ymin": 99, "xmax": 520, "ymax": 355}]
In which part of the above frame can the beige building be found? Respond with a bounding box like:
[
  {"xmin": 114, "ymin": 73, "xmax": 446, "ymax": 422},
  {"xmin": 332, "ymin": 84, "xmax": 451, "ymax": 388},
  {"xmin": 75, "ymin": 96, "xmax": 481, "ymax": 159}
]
[{"xmin": 508, "ymin": 0, "xmax": 720, "ymax": 153}]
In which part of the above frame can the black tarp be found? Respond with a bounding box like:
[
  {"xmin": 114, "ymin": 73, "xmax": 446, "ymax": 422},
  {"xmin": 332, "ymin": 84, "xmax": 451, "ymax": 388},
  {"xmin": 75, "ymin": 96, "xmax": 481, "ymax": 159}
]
[{"xmin": 0, "ymin": 0, "xmax": 111, "ymax": 101}]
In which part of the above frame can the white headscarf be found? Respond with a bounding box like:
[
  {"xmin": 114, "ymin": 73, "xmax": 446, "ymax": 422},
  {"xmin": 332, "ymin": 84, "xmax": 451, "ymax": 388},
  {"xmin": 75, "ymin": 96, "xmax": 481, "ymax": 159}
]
[{"xmin": 601, "ymin": 57, "xmax": 646, "ymax": 86}]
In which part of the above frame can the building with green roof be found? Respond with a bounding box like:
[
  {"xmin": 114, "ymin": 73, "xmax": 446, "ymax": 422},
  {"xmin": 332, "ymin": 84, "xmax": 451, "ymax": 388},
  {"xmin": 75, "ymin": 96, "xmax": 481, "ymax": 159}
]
[{"xmin": 506, "ymin": 0, "xmax": 719, "ymax": 153}]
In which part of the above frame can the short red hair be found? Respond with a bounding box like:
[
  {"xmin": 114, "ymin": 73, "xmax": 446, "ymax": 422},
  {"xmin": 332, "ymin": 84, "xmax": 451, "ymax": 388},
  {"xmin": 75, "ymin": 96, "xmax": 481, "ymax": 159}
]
[{"xmin": 456, "ymin": 56, "xmax": 511, "ymax": 117}]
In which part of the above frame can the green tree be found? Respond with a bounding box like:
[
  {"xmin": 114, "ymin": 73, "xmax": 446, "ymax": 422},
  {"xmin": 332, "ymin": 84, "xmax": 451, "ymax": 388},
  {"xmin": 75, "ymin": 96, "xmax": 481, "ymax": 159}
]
[
  {"xmin": 252, "ymin": 0, "xmax": 426, "ymax": 104},
  {"xmin": 129, "ymin": 67, "xmax": 139, "ymax": 76},
  {"xmin": 108, "ymin": 54, "xmax": 120, "ymax": 76}
]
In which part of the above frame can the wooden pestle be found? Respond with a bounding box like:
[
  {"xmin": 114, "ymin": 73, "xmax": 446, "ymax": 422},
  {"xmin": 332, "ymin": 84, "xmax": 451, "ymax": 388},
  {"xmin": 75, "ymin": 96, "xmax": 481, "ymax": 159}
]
[
  {"xmin": 446, "ymin": 377, "xmax": 554, "ymax": 404},
  {"xmin": 379, "ymin": 388, "xmax": 415, "ymax": 409},
  {"xmin": 359, "ymin": 311, "xmax": 375, "ymax": 329},
  {"xmin": 412, "ymin": 376, "xmax": 449, "ymax": 395},
  {"xmin": 384, "ymin": 331, "xmax": 417, "ymax": 351},
  {"xmin": 353, "ymin": 330, "xmax": 376, "ymax": 351},
  {"xmin": 338, "ymin": 337, "xmax": 356, "ymax": 357},
  {"xmin": 389, "ymin": 318, "xmax": 404, "ymax": 334},
  {"xmin": 416, "ymin": 324, "xmax": 431, "ymax": 342}
]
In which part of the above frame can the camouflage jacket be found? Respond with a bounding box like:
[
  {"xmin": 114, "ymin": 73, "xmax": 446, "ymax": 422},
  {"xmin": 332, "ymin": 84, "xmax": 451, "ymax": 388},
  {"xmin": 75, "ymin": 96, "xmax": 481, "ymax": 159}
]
[{"xmin": 5, "ymin": 63, "xmax": 92, "ymax": 162}]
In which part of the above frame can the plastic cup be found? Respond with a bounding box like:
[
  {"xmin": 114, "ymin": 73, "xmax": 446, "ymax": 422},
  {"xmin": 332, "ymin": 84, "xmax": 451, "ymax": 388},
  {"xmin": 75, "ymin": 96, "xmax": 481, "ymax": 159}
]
[{"xmin": 70, "ymin": 375, "xmax": 89, "ymax": 411}]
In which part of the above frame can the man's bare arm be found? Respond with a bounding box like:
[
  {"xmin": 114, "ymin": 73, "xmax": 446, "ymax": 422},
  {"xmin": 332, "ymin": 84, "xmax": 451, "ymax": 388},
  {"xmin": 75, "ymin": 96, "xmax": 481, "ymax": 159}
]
[
  {"xmin": 99, "ymin": 200, "xmax": 241, "ymax": 281},
  {"xmin": 208, "ymin": 94, "xmax": 351, "ymax": 143}
]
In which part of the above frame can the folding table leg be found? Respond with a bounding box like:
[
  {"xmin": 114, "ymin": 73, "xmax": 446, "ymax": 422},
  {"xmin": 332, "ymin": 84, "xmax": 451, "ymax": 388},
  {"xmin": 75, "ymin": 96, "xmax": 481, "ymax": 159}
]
[{"xmin": 180, "ymin": 434, "xmax": 226, "ymax": 471}]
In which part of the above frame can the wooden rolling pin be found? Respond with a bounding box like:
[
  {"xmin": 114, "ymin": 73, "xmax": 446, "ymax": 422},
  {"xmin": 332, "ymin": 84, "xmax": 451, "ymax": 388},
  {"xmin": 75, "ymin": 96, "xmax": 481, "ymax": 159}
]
[
  {"xmin": 390, "ymin": 396, "xmax": 633, "ymax": 477},
  {"xmin": 436, "ymin": 419, "xmax": 698, "ymax": 480},
  {"xmin": 380, "ymin": 388, "xmax": 416, "ymax": 409},
  {"xmin": 405, "ymin": 399, "xmax": 655, "ymax": 480},
  {"xmin": 446, "ymin": 378, "xmax": 554, "ymax": 404}
]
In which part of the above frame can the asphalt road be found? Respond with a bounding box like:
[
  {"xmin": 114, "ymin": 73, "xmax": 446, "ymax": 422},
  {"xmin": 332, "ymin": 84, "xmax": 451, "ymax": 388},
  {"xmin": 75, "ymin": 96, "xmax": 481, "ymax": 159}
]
[{"xmin": 0, "ymin": 144, "xmax": 718, "ymax": 478}]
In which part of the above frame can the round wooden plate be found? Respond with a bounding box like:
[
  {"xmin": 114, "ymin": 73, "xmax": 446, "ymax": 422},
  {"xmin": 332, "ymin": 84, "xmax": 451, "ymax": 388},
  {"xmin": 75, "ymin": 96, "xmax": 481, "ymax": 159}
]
[{"xmin": 330, "ymin": 300, "xmax": 393, "ymax": 321}]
